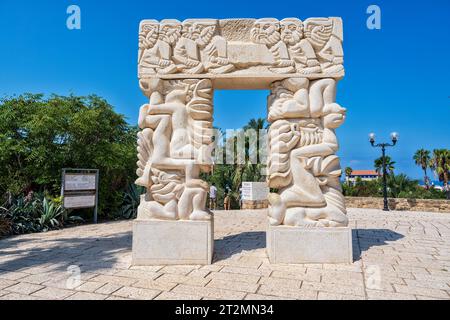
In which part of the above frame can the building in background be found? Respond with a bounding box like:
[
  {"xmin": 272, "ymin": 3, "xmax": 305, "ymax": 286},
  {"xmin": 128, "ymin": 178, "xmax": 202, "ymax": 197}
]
[{"xmin": 347, "ymin": 170, "xmax": 380, "ymax": 184}]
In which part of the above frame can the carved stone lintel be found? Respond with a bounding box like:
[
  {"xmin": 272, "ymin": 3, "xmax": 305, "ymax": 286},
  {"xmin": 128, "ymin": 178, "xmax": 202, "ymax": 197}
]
[{"xmin": 138, "ymin": 17, "xmax": 344, "ymax": 84}]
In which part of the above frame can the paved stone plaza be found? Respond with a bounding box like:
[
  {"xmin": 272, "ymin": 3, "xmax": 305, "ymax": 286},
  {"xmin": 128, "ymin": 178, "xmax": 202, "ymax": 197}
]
[{"xmin": 0, "ymin": 209, "xmax": 449, "ymax": 300}]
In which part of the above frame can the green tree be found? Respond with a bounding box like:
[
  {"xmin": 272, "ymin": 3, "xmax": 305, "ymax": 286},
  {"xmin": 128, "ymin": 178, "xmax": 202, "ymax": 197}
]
[
  {"xmin": 374, "ymin": 156, "xmax": 395, "ymax": 175},
  {"xmin": 430, "ymin": 149, "xmax": 450, "ymax": 199},
  {"xmin": 344, "ymin": 167, "xmax": 353, "ymax": 184},
  {"xmin": 0, "ymin": 94, "xmax": 137, "ymax": 217},
  {"xmin": 387, "ymin": 174, "xmax": 419, "ymax": 198},
  {"xmin": 413, "ymin": 149, "xmax": 431, "ymax": 188}
]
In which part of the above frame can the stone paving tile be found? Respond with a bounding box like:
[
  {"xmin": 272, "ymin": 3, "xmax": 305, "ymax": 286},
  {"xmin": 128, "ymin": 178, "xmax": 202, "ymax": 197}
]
[
  {"xmin": 257, "ymin": 284, "xmax": 318, "ymax": 300},
  {"xmin": 155, "ymin": 291, "xmax": 203, "ymax": 300},
  {"xmin": 0, "ymin": 271, "xmax": 28, "ymax": 281},
  {"xmin": 156, "ymin": 273, "xmax": 211, "ymax": 287},
  {"xmin": 132, "ymin": 279, "xmax": 178, "ymax": 291},
  {"xmin": 90, "ymin": 274, "xmax": 138, "ymax": 287},
  {"xmin": 206, "ymin": 271, "xmax": 260, "ymax": 284},
  {"xmin": 0, "ymin": 279, "xmax": 17, "ymax": 290},
  {"xmin": 95, "ymin": 283, "xmax": 123, "ymax": 295},
  {"xmin": 65, "ymin": 292, "xmax": 108, "ymax": 300},
  {"xmin": 75, "ymin": 281, "xmax": 106, "ymax": 293},
  {"xmin": 301, "ymin": 281, "xmax": 366, "ymax": 297},
  {"xmin": 1, "ymin": 208, "xmax": 450, "ymax": 300},
  {"xmin": 1, "ymin": 292, "xmax": 43, "ymax": 300},
  {"xmin": 244, "ymin": 293, "xmax": 294, "ymax": 300},
  {"xmin": 271, "ymin": 270, "xmax": 321, "ymax": 283},
  {"xmin": 112, "ymin": 286, "xmax": 161, "ymax": 300},
  {"xmin": 366, "ymin": 289, "xmax": 416, "ymax": 300},
  {"xmin": 258, "ymin": 277, "xmax": 302, "ymax": 289},
  {"xmin": 393, "ymin": 284, "xmax": 449, "ymax": 299},
  {"xmin": 172, "ymin": 284, "xmax": 247, "ymax": 300},
  {"xmin": 31, "ymin": 287, "xmax": 75, "ymax": 299},
  {"xmin": 4, "ymin": 282, "xmax": 44, "ymax": 295},
  {"xmin": 207, "ymin": 279, "xmax": 259, "ymax": 293},
  {"xmin": 318, "ymin": 292, "xmax": 365, "ymax": 300}
]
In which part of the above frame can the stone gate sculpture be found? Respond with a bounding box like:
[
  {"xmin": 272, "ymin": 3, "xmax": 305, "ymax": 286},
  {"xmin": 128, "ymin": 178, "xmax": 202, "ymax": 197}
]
[{"xmin": 133, "ymin": 17, "xmax": 352, "ymax": 265}]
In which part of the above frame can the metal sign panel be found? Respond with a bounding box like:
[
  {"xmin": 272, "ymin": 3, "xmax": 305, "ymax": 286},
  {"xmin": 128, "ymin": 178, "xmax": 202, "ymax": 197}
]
[
  {"xmin": 64, "ymin": 194, "xmax": 96, "ymax": 209},
  {"xmin": 241, "ymin": 182, "xmax": 269, "ymax": 201},
  {"xmin": 64, "ymin": 174, "xmax": 96, "ymax": 191},
  {"xmin": 61, "ymin": 169, "xmax": 99, "ymax": 223}
]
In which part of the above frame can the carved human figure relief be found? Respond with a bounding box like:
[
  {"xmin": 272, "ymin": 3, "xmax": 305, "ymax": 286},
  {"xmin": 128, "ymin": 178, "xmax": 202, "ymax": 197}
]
[
  {"xmin": 139, "ymin": 19, "xmax": 181, "ymax": 75},
  {"xmin": 136, "ymin": 78, "xmax": 214, "ymax": 221},
  {"xmin": 280, "ymin": 18, "xmax": 321, "ymax": 74},
  {"xmin": 267, "ymin": 78, "xmax": 348, "ymax": 227},
  {"xmin": 137, "ymin": 18, "xmax": 344, "ymax": 77},
  {"xmin": 250, "ymin": 18, "xmax": 295, "ymax": 74},
  {"xmin": 304, "ymin": 18, "xmax": 344, "ymax": 74}
]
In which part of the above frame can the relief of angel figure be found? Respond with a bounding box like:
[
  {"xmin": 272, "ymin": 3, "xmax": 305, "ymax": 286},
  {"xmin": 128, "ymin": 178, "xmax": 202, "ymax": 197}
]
[
  {"xmin": 139, "ymin": 19, "xmax": 182, "ymax": 75},
  {"xmin": 250, "ymin": 18, "xmax": 296, "ymax": 74},
  {"xmin": 267, "ymin": 78, "xmax": 348, "ymax": 227},
  {"xmin": 136, "ymin": 79, "xmax": 214, "ymax": 221},
  {"xmin": 304, "ymin": 18, "xmax": 344, "ymax": 74}
]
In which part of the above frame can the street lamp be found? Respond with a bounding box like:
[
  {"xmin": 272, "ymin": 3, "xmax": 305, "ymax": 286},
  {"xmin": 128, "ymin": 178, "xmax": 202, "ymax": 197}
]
[{"xmin": 369, "ymin": 132, "xmax": 399, "ymax": 211}]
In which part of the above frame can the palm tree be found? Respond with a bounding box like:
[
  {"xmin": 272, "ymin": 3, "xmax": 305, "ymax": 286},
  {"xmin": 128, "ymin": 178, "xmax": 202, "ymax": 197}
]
[
  {"xmin": 242, "ymin": 118, "xmax": 268, "ymax": 183},
  {"xmin": 387, "ymin": 174, "xmax": 419, "ymax": 198},
  {"xmin": 413, "ymin": 149, "xmax": 431, "ymax": 189},
  {"xmin": 374, "ymin": 156, "xmax": 395, "ymax": 175},
  {"xmin": 430, "ymin": 149, "xmax": 450, "ymax": 198},
  {"xmin": 344, "ymin": 167, "xmax": 353, "ymax": 184}
]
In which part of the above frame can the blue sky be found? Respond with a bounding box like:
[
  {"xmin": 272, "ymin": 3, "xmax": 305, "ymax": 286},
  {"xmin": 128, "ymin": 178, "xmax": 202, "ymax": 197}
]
[{"xmin": 0, "ymin": 0, "xmax": 449, "ymax": 181}]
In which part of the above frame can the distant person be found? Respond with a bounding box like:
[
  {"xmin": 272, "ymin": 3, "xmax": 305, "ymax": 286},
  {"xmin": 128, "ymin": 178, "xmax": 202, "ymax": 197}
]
[
  {"xmin": 209, "ymin": 183, "xmax": 218, "ymax": 210},
  {"xmin": 223, "ymin": 192, "xmax": 231, "ymax": 211},
  {"xmin": 239, "ymin": 187, "xmax": 243, "ymax": 209}
]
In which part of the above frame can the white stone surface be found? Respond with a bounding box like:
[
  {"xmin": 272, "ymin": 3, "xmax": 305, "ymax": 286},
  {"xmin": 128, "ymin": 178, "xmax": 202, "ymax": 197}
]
[
  {"xmin": 138, "ymin": 17, "xmax": 345, "ymax": 88},
  {"xmin": 267, "ymin": 78, "xmax": 348, "ymax": 228},
  {"xmin": 267, "ymin": 225, "xmax": 352, "ymax": 264},
  {"xmin": 132, "ymin": 219, "xmax": 214, "ymax": 265},
  {"xmin": 134, "ymin": 17, "xmax": 349, "ymax": 266}
]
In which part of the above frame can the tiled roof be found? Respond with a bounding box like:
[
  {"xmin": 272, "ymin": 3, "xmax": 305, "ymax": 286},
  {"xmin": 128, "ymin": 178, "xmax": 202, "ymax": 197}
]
[{"xmin": 350, "ymin": 170, "xmax": 379, "ymax": 176}]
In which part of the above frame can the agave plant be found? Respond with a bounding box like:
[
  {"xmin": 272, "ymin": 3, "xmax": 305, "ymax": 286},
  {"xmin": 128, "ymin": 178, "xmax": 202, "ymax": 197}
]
[
  {"xmin": 0, "ymin": 196, "xmax": 41, "ymax": 234},
  {"xmin": 120, "ymin": 184, "xmax": 145, "ymax": 219},
  {"xmin": 38, "ymin": 197, "xmax": 64, "ymax": 231}
]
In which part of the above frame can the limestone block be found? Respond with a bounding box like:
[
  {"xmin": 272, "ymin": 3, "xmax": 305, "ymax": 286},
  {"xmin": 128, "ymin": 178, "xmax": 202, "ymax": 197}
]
[
  {"xmin": 267, "ymin": 225, "xmax": 353, "ymax": 264},
  {"xmin": 132, "ymin": 218, "xmax": 214, "ymax": 265},
  {"xmin": 138, "ymin": 17, "xmax": 345, "ymax": 89}
]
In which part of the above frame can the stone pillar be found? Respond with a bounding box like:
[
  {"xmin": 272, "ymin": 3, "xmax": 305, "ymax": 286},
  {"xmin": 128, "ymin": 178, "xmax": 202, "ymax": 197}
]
[
  {"xmin": 133, "ymin": 78, "xmax": 215, "ymax": 265},
  {"xmin": 266, "ymin": 77, "xmax": 353, "ymax": 264}
]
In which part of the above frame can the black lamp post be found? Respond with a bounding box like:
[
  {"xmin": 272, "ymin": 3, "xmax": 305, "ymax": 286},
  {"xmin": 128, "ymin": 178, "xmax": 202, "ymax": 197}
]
[{"xmin": 369, "ymin": 132, "xmax": 399, "ymax": 211}]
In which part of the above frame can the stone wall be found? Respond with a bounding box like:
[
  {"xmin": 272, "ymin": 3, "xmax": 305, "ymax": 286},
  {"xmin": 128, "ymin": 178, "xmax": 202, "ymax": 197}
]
[{"xmin": 345, "ymin": 197, "xmax": 450, "ymax": 213}]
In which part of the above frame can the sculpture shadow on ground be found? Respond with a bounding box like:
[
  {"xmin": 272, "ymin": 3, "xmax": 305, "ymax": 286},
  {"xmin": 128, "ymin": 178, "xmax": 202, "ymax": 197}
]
[
  {"xmin": 0, "ymin": 230, "xmax": 132, "ymax": 274},
  {"xmin": 213, "ymin": 231, "xmax": 266, "ymax": 263},
  {"xmin": 352, "ymin": 229, "xmax": 404, "ymax": 262}
]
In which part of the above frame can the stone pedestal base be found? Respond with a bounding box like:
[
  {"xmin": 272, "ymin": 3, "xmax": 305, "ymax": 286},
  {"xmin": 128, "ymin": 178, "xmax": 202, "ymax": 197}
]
[
  {"xmin": 132, "ymin": 218, "xmax": 214, "ymax": 265},
  {"xmin": 267, "ymin": 225, "xmax": 353, "ymax": 264}
]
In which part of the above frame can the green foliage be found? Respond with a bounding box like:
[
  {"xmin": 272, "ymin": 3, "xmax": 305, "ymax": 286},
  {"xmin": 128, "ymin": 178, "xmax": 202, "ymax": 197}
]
[
  {"xmin": 203, "ymin": 118, "xmax": 268, "ymax": 209},
  {"xmin": 119, "ymin": 184, "xmax": 145, "ymax": 219},
  {"xmin": 413, "ymin": 148, "xmax": 431, "ymax": 187},
  {"xmin": 374, "ymin": 156, "xmax": 395, "ymax": 175},
  {"xmin": 429, "ymin": 149, "xmax": 450, "ymax": 199},
  {"xmin": 38, "ymin": 197, "xmax": 64, "ymax": 231},
  {"xmin": 343, "ymin": 174, "xmax": 446, "ymax": 199},
  {"xmin": 0, "ymin": 94, "xmax": 138, "ymax": 217},
  {"xmin": 0, "ymin": 192, "xmax": 82, "ymax": 236}
]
